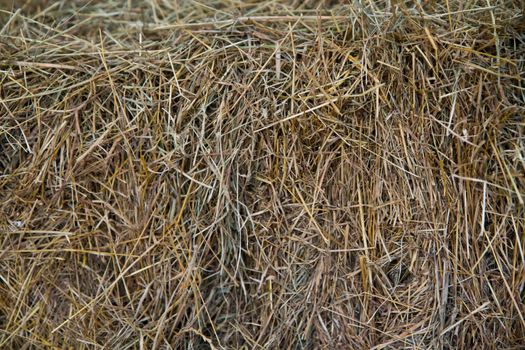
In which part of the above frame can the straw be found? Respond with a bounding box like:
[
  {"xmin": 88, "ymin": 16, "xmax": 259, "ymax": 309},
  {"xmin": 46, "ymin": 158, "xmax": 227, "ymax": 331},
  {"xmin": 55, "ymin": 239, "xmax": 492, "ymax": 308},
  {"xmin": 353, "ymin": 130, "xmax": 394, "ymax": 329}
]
[{"xmin": 1, "ymin": 1, "xmax": 524, "ymax": 348}]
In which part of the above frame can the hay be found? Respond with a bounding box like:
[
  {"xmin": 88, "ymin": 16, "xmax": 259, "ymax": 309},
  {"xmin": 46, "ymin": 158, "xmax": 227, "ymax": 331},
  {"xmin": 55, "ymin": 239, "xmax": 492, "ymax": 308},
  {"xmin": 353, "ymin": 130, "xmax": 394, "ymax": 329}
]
[{"xmin": 0, "ymin": 0, "xmax": 524, "ymax": 348}]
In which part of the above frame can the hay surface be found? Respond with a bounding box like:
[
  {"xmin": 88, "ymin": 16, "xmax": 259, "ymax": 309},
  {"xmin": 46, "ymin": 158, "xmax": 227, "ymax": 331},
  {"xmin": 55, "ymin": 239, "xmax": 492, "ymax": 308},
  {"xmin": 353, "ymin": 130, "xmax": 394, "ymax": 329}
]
[{"xmin": 1, "ymin": 1, "xmax": 524, "ymax": 349}]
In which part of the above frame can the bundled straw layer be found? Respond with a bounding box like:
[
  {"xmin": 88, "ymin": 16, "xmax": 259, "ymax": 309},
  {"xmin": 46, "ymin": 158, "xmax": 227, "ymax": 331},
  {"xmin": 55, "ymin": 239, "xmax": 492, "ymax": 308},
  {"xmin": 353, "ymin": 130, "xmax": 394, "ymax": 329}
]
[{"xmin": 1, "ymin": 1, "xmax": 524, "ymax": 349}]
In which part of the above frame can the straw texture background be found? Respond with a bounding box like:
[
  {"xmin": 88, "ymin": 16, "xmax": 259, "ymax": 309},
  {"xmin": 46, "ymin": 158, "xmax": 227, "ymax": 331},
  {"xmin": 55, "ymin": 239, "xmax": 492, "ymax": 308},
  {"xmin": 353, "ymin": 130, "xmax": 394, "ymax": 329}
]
[{"xmin": 1, "ymin": 1, "xmax": 524, "ymax": 349}]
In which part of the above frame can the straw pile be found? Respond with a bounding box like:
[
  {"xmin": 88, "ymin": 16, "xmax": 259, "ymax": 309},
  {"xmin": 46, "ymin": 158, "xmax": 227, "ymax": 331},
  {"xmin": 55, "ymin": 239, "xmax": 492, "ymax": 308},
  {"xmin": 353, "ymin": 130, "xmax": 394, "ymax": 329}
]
[{"xmin": 1, "ymin": 0, "xmax": 524, "ymax": 349}]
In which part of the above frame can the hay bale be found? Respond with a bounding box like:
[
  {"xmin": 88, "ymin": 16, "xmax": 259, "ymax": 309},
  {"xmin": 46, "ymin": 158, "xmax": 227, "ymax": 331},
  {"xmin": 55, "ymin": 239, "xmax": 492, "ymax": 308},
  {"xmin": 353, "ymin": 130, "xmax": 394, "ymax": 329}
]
[{"xmin": 0, "ymin": 1, "xmax": 524, "ymax": 348}]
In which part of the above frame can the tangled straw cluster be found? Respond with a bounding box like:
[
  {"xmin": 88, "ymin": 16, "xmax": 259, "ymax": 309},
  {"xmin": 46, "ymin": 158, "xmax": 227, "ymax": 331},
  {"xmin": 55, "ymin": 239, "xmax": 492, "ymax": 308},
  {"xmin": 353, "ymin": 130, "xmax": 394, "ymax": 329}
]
[{"xmin": 1, "ymin": 1, "xmax": 524, "ymax": 349}]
